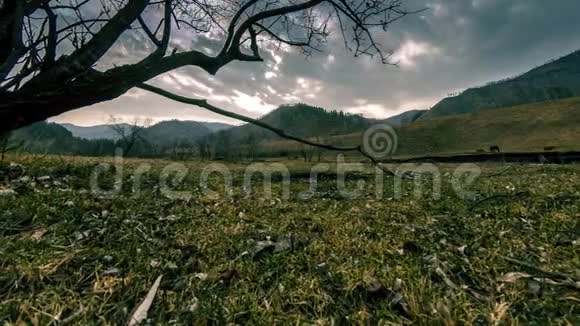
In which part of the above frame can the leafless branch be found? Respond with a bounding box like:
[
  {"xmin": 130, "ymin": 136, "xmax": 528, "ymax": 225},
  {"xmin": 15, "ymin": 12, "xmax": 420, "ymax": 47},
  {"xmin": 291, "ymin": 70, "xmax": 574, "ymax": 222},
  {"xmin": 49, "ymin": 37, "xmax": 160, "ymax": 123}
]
[{"xmin": 138, "ymin": 82, "xmax": 397, "ymax": 176}]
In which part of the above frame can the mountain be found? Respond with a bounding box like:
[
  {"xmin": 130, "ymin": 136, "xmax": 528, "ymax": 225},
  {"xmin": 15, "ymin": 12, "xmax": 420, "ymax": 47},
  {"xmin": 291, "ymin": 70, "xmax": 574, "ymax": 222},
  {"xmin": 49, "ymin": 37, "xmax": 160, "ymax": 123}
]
[
  {"xmin": 60, "ymin": 120, "xmax": 233, "ymax": 144},
  {"xmin": 382, "ymin": 109, "xmax": 426, "ymax": 126},
  {"xmin": 141, "ymin": 120, "xmax": 212, "ymax": 147},
  {"xmin": 212, "ymin": 103, "xmax": 372, "ymax": 143},
  {"xmin": 11, "ymin": 122, "xmax": 117, "ymax": 156},
  {"xmin": 203, "ymin": 122, "xmax": 232, "ymax": 132},
  {"xmin": 60, "ymin": 123, "xmax": 127, "ymax": 140},
  {"xmin": 420, "ymin": 50, "xmax": 580, "ymax": 119}
]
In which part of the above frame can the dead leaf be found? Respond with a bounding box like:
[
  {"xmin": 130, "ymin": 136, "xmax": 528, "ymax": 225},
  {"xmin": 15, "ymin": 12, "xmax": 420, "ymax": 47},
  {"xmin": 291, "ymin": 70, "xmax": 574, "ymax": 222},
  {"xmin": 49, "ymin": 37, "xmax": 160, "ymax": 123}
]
[
  {"xmin": 194, "ymin": 273, "xmax": 208, "ymax": 280},
  {"xmin": 497, "ymin": 272, "xmax": 532, "ymax": 283},
  {"xmin": 317, "ymin": 262, "xmax": 329, "ymax": 274},
  {"xmin": 457, "ymin": 245, "xmax": 470, "ymax": 256},
  {"xmin": 30, "ymin": 228, "xmax": 47, "ymax": 241},
  {"xmin": 252, "ymin": 240, "xmax": 275, "ymax": 258},
  {"xmin": 103, "ymin": 267, "xmax": 121, "ymax": 276},
  {"xmin": 127, "ymin": 275, "xmax": 163, "ymax": 326},
  {"xmin": 0, "ymin": 188, "xmax": 17, "ymax": 197},
  {"xmin": 357, "ymin": 277, "xmax": 411, "ymax": 318},
  {"xmin": 250, "ymin": 235, "xmax": 295, "ymax": 259},
  {"xmin": 435, "ymin": 267, "xmax": 458, "ymax": 289},
  {"xmin": 489, "ymin": 302, "xmax": 510, "ymax": 325},
  {"xmin": 393, "ymin": 278, "xmax": 403, "ymax": 292},
  {"xmin": 528, "ymin": 279, "xmax": 541, "ymax": 295},
  {"xmin": 188, "ymin": 296, "xmax": 199, "ymax": 312},
  {"xmin": 274, "ymin": 235, "xmax": 292, "ymax": 253}
]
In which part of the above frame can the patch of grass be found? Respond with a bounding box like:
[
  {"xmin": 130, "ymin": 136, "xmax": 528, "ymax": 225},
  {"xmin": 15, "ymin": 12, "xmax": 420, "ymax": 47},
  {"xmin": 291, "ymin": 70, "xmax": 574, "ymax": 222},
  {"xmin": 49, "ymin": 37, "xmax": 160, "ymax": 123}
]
[{"xmin": 1, "ymin": 155, "xmax": 579, "ymax": 324}]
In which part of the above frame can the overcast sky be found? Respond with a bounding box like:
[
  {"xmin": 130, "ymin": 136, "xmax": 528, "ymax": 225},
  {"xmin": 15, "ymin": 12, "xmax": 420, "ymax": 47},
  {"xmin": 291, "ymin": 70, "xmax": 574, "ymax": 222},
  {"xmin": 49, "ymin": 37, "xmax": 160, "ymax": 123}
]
[{"xmin": 49, "ymin": 0, "xmax": 580, "ymax": 126}]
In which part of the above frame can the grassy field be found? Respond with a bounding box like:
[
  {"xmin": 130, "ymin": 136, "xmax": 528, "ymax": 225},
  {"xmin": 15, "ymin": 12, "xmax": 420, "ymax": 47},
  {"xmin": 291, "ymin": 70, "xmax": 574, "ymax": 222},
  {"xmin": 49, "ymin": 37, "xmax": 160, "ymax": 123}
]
[{"xmin": 1, "ymin": 155, "xmax": 579, "ymax": 325}]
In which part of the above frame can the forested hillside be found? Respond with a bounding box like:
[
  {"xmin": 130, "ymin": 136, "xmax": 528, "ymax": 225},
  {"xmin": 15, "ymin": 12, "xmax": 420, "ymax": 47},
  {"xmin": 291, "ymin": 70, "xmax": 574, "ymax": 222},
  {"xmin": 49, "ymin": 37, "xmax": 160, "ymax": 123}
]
[{"xmin": 420, "ymin": 50, "xmax": 580, "ymax": 119}]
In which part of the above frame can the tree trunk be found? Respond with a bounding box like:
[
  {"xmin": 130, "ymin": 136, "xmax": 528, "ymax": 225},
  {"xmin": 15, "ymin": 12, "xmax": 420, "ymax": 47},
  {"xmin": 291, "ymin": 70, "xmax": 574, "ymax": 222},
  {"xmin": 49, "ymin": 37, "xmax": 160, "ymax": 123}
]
[
  {"xmin": 0, "ymin": 73, "xmax": 135, "ymax": 131},
  {"xmin": 1, "ymin": 55, "xmax": 173, "ymax": 132}
]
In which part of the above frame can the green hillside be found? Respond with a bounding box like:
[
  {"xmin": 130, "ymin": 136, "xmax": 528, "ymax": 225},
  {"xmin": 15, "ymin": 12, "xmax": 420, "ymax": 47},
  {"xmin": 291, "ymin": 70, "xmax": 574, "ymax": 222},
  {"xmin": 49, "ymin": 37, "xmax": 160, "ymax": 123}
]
[
  {"xmin": 420, "ymin": 50, "xmax": 580, "ymax": 119},
  {"xmin": 220, "ymin": 103, "xmax": 371, "ymax": 140},
  {"xmin": 396, "ymin": 97, "xmax": 580, "ymax": 156},
  {"xmin": 257, "ymin": 97, "xmax": 580, "ymax": 158},
  {"xmin": 141, "ymin": 120, "xmax": 211, "ymax": 147}
]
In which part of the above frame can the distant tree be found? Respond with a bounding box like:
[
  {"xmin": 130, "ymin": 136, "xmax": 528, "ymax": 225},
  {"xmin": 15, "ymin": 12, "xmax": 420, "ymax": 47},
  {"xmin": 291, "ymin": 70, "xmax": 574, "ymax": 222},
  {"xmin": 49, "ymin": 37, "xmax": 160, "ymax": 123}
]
[
  {"xmin": 0, "ymin": 131, "xmax": 18, "ymax": 161},
  {"xmin": 242, "ymin": 134, "xmax": 258, "ymax": 161},
  {"xmin": 315, "ymin": 136, "xmax": 325, "ymax": 162},
  {"xmin": 213, "ymin": 131, "xmax": 233, "ymax": 161},
  {"xmin": 108, "ymin": 116, "xmax": 152, "ymax": 156},
  {"xmin": 0, "ymin": 0, "xmax": 418, "ymax": 133},
  {"xmin": 195, "ymin": 137, "xmax": 210, "ymax": 161}
]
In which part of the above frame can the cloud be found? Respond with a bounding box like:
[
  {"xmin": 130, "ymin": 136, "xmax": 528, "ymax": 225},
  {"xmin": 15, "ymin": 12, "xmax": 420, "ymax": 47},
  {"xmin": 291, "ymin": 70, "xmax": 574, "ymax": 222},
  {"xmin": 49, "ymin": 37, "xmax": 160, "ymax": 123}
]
[
  {"xmin": 231, "ymin": 90, "xmax": 276, "ymax": 114},
  {"xmin": 50, "ymin": 0, "xmax": 580, "ymax": 126},
  {"xmin": 393, "ymin": 40, "xmax": 441, "ymax": 67}
]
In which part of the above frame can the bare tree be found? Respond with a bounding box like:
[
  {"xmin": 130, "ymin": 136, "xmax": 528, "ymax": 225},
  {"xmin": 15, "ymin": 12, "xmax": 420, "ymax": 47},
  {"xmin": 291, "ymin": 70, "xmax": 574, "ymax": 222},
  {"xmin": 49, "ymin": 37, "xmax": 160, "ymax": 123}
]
[
  {"xmin": 195, "ymin": 137, "xmax": 210, "ymax": 161},
  {"xmin": 109, "ymin": 116, "xmax": 152, "ymax": 155},
  {"xmin": 0, "ymin": 0, "xmax": 420, "ymax": 132},
  {"xmin": 242, "ymin": 134, "xmax": 258, "ymax": 161},
  {"xmin": 315, "ymin": 136, "xmax": 325, "ymax": 162}
]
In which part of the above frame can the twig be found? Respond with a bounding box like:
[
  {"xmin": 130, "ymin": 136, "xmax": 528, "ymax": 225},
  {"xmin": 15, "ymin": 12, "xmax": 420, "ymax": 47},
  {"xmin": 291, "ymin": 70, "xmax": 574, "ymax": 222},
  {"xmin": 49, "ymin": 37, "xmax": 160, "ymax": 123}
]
[
  {"xmin": 468, "ymin": 191, "xmax": 529, "ymax": 211},
  {"xmin": 481, "ymin": 165, "xmax": 512, "ymax": 178},
  {"xmin": 501, "ymin": 256, "xmax": 579, "ymax": 282}
]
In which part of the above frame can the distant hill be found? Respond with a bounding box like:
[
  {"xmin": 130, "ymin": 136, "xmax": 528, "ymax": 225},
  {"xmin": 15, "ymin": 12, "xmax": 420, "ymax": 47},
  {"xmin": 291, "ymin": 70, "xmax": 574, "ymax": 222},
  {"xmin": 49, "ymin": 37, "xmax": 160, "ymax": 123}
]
[
  {"xmin": 396, "ymin": 97, "xmax": 580, "ymax": 155},
  {"xmin": 382, "ymin": 109, "xmax": 426, "ymax": 126},
  {"xmin": 205, "ymin": 103, "xmax": 374, "ymax": 159},
  {"xmin": 60, "ymin": 123, "xmax": 127, "ymax": 140},
  {"xmin": 141, "ymin": 120, "xmax": 211, "ymax": 147},
  {"xmin": 262, "ymin": 97, "xmax": 580, "ymax": 158},
  {"xmin": 203, "ymin": 122, "xmax": 232, "ymax": 132},
  {"xmin": 11, "ymin": 122, "xmax": 117, "ymax": 156},
  {"xmin": 420, "ymin": 50, "xmax": 580, "ymax": 119},
  {"xmin": 60, "ymin": 120, "xmax": 233, "ymax": 142},
  {"xmin": 210, "ymin": 103, "xmax": 371, "ymax": 145},
  {"xmin": 9, "ymin": 119, "xmax": 233, "ymax": 157}
]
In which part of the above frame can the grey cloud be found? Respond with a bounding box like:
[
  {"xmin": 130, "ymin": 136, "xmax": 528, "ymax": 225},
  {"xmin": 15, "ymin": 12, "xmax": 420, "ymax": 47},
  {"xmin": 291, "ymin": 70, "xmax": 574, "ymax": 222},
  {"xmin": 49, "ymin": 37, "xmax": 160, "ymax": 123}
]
[{"xmin": 50, "ymin": 0, "xmax": 580, "ymax": 126}]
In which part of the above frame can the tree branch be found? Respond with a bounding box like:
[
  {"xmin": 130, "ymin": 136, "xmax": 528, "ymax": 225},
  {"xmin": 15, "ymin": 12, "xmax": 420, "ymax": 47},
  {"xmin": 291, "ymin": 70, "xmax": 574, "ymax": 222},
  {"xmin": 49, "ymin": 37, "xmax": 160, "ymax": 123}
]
[
  {"xmin": 158, "ymin": 0, "xmax": 172, "ymax": 56},
  {"xmin": 227, "ymin": 0, "xmax": 324, "ymax": 59},
  {"xmin": 0, "ymin": 0, "xmax": 25, "ymax": 81},
  {"xmin": 138, "ymin": 15, "xmax": 162, "ymax": 47},
  {"xmin": 22, "ymin": 0, "xmax": 150, "ymax": 91},
  {"xmin": 42, "ymin": 3, "xmax": 57, "ymax": 70},
  {"xmin": 220, "ymin": 0, "xmax": 262, "ymax": 57},
  {"xmin": 138, "ymin": 83, "xmax": 357, "ymax": 151},
  {"xmin": 137, "ymin": 83, "xmax": 396, "ymax": 176}
]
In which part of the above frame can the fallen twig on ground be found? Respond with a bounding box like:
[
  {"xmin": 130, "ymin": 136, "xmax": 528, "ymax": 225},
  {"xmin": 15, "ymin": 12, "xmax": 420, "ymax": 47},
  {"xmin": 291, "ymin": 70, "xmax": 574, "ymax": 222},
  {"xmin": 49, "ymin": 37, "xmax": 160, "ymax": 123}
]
[
  {"xmin": 468, "ymin": 191, "xmax": 529, "ymax": 211},
  {"xmin": 501, "ymin": 256, "xmax": 580, "ymax": 282}
]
